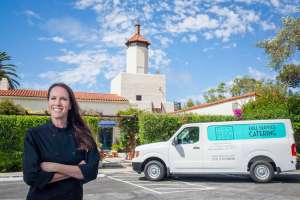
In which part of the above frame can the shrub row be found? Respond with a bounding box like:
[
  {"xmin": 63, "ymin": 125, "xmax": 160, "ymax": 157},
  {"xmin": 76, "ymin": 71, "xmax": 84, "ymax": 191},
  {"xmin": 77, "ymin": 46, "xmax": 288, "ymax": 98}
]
[
  {"xmin": 138, "ymin": 113, "xmax": 235, "ymax": 144},
  {"xmin": 0, "ymin": 115, "xmax": 99, "ymax": 172}
]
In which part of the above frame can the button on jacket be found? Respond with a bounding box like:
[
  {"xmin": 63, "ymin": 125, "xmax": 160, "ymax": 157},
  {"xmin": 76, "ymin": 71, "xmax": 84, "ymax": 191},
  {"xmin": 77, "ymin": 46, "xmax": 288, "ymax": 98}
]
[{"xmin": 23, "ymin": 122, "xmax": 99, "ymax": 200}]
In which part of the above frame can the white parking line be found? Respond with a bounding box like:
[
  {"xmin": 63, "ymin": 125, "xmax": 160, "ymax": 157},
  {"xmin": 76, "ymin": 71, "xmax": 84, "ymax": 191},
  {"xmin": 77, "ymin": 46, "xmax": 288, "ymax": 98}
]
[
  {"xmin": 175, "ymin": 180, "xmax": 214, "ymax": 189},
  {"xmin": 160, "ymin": 188, "xmax": 214, "ymax": 194},
  {"xmin": 107, "ymin": 176, "xmax": 162, "ymax": 194},
  {"xmin": 138, "ymin": 183, "xmax": 185, "ymax": 186},
  {"xmin": 109, "ymin": 175, "xmax": 142, "ymax": 178},
  {"xmin": 107, "ymin": 173, "xmax": 215, "ymax": 195},
  {"xmin": 154, "ymin": 187, "xmax": 214, "ymax": 191}
]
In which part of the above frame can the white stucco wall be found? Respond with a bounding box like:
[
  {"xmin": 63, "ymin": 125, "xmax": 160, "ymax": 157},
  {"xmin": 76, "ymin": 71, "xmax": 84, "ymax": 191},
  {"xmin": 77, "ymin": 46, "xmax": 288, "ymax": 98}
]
[
  {"xmin": 126, "ymin": 45, "xmax": 148, "ymax": 74},
  {"xmin": 183, "ymin": 96, "xmax": 255, "ymax": 116},
  {"xmin": 0, "ymin": 96, "xmax": 130, "ymax": 115},
  {"xmin": 111, "ymin": 72, "xmax": 174, "ymax": 112}
]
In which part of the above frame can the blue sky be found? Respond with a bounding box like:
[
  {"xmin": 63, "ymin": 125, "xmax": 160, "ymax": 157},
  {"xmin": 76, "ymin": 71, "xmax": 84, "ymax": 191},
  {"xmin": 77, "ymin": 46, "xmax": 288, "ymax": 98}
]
[{"xmin": 1, "ymin": 0, "xmax": 299, "ymax": 103}]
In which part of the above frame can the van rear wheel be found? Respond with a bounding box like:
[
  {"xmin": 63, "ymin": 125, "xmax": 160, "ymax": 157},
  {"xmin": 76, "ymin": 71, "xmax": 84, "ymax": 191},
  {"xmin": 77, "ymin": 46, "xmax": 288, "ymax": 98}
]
[
  {"xmin": 144, "ymin": 160, "xmax": 165, "ymax": 181},
  {"xmin": 250, "ymin": 160, "xmax": 274, "ymax": 183}
]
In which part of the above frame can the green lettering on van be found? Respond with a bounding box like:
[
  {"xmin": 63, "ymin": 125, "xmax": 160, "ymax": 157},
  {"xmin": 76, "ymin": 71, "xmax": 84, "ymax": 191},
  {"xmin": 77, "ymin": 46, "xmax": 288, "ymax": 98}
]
[{"xmin": 207, "ymin": 123, "xmax": 286, "ymax": 141}]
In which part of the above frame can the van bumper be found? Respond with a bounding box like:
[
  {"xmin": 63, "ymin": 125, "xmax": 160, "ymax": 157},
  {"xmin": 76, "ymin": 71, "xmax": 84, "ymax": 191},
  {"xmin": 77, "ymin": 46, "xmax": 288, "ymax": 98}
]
[{"xmin": 132, "ymin": 162, "xmax": 143, "ymax": 173}]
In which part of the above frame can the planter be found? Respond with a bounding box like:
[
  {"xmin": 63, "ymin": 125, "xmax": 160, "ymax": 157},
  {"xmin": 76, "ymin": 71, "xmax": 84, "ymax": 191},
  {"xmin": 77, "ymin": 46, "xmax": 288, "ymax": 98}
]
[
  {"xmin": 111, "ymin": 151, "xmax": 118, "ymax": 157},
  {"xmin": 126, "ymin": 152, "xmax": 134, "ymax": 160}
]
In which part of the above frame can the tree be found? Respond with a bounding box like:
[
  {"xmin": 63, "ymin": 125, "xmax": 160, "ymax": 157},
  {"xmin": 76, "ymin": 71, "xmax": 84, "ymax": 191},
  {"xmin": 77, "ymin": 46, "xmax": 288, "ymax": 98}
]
[
  {"xmin": 277, "ymin": 64, "xmax": 300, "ymax": 88},
  {"xmin": 230, "ymin": 76, "xmax": 262, "ymax": 96},
  {"xmin": 0, "ymin": 52, "xmax": 20, "ymax": 89},
  {"xmin": 117, "ymin": 108, "xmax": 140, "ymax": 154},
  {"xmin": 258, "ymin": 17, "xmax": 300, "ymax": 87},
  {"xmin": 186, "ymin": 98, "xmax": 195, "ymax": 108},
  {"xmin": 203, "ymin": 82, "xmax": 227, "ymax": 103},
  {"xmin": 242, "ymin": 82, "xmax": 289, "ymax": 119}
]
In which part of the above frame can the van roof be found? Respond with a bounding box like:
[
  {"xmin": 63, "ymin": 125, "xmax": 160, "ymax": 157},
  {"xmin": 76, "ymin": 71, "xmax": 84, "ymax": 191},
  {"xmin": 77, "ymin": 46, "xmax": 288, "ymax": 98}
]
[{"xmin": 181, "ymin": 119, "xmax": 291, "ymax": 127}]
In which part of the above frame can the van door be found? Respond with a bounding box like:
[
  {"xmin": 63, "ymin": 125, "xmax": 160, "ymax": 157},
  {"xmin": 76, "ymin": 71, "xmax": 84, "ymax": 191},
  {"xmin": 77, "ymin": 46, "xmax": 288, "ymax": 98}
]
[{"xmin": 169, "ymin": 126, "xmax": 204, "ymax": 172}]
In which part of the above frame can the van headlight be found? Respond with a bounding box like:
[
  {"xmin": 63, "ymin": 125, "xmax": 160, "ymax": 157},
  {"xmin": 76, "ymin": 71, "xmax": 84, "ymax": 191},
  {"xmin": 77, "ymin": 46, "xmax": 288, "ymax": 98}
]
[{"xmin": 134, "ymin": 151, "xmax": 140, "ymax": 158}]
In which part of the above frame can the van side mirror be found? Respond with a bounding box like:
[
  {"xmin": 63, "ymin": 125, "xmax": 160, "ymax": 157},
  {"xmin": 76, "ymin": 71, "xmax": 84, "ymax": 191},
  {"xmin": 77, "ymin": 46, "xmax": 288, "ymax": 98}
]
[{"xmin": 172, "ymin": 137, "xmax": 178, "ymax": 146}]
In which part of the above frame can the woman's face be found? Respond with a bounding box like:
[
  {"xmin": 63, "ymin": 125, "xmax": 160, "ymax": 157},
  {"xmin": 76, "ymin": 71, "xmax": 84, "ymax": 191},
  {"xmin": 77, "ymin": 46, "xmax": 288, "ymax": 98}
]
[{"xmin": 48, "ymin": 86, "xmax": 71, "ymax": 121}]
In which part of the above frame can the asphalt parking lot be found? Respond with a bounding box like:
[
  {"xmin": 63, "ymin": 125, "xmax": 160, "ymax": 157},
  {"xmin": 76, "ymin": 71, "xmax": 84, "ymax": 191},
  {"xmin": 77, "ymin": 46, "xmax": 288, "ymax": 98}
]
[{"xmin": 1, "ymin": 170, "xmax": 300, "ymax": 200}]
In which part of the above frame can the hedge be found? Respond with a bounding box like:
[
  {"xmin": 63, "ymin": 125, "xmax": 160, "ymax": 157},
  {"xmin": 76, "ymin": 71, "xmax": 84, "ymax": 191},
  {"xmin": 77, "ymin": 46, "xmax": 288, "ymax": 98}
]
[
  {"xmin": 0, "ymin": 115, "xmax": 99, "ymax": 172},
  {"xmin": 138, "ymin": 113, "xmax": 235, "ymax": 144},
  {"xmin": 138, "ymin": 112, "xmax": 300, "ymax": 152}
]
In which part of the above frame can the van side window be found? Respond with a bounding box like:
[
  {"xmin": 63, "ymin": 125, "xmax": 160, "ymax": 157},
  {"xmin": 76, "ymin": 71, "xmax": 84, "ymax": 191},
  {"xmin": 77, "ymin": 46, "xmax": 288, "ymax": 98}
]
[{"xmin": 176, "ymin": 127, "xmax": 199, "ymax": 144}]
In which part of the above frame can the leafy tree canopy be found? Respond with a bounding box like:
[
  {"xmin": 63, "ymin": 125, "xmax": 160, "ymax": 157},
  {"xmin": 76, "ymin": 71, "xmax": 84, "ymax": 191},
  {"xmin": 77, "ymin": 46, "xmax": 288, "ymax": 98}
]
[
  {"xmin": 203, "ymin": 82, "xmax": 227, "ymax": 103},
  {"xmin": 230, "ymin": 76, "xmax": 262, "ymax": 96}
]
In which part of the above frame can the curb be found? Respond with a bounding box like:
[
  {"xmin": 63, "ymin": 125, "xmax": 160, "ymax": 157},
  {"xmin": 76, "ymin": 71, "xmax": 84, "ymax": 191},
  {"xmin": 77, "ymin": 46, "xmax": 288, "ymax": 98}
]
[{"xmin": 0, "ymin": 162, "xmax": 132, "ymax": 180}]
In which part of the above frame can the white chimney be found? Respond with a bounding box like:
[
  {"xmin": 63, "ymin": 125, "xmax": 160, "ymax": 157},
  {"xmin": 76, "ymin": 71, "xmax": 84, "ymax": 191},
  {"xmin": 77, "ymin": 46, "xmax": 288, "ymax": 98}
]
[{"xmin": 0, "ymin": 78, "xmax": 9, "ymax": 90}]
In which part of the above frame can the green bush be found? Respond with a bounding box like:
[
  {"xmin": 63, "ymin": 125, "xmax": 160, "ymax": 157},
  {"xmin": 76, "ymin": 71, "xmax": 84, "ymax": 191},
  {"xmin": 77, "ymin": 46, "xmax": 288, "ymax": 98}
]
[
  {"xmin": 0, "ymin": 115, "xmax": 99, "ymax": 172},
  {"xmin": 0, "ymin": 99, "xmax": 27, "ymax": 115},
  {"xmin": 138, "ymin": 113, "xmax": 235, "ymax": 144}
]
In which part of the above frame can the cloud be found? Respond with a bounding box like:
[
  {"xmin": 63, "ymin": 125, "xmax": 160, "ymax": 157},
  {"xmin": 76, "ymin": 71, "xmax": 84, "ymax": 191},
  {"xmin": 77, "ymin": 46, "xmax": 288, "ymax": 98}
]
[
  {"xmin": 181, "ymin": 34, "xmax": 198, "ymax": 43},
  {"xmin": 261, "ymin": 21, "xmax": 276, "ymax": 31},
  {"xmin": 149, "ymin": 49, "xmax": 170, "ymax": 70},
  {"xmin": 38, "ymin": 36, "xmax": 66, "ymax": 44},
  {"xmin": 42, "ymin": 17, "xmax": 98, "ymax": 43},
  {"xmin": 102, "ymin": 31, "xmax": 129, "ymax": 47},
  {"xmin": 24, "ymin": 10, "xmax": 41, "ymax": 25},
  {"xmin": 248, "ymin": 67, "xmax": 276, "ymax": 81},
  {"xmin": 154, "ymin": 35, "xmax": 173, "ymax": 47},
  {"xmin": 270, "ymin": 0, "xmax": 280, "ymax": 7},
  {"xmin": 166, "ymin": 14, "xmax": 219, "ymax": 33},
  {"xmin": 41, "ymin": 49, "xmax": 124, "ymax": 86},
  {"xmin": 208, "ymin": 6, "xmax": 260, "ymax": 42},
  {"xmin": 24, "ymin": 10, "xmax": 41, "ymax": 19},
  {"xmin": 74, "ymin": 0, "xmax": 99, "ymax": 9},
  {"xmin": 202, "ymin": 47, "xmax": 214, "ymax": 52},
  {"xmin": 38, "ymin": 0, "xmax": 297, "ymax": 88},
  {"xmin": 222, "ymin": 43, "xmax": 237, "ymax": 49}
]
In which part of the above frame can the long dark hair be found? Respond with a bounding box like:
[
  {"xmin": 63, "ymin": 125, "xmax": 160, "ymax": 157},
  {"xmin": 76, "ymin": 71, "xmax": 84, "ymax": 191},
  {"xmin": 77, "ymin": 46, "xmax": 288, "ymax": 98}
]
[{"xmin": 47, "ymin": 82, "xmax": 96, "ymax": 150}]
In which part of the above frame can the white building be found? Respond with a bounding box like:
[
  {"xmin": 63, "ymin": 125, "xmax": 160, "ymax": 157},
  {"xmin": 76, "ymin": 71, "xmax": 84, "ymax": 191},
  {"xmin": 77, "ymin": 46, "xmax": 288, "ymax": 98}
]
[
  {"xmin": 111, "ymin": 24, "xmax": 174, "ymax": 113},
  {"xmin": 174, "ymin": 93, "xmax": 256, "ymax": 116}
]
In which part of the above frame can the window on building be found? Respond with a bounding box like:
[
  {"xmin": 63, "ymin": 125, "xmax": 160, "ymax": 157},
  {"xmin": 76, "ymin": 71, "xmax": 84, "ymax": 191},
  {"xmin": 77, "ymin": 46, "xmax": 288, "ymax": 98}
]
[{"xmin": 136, "ymin": 95, "xmax": 142, "ymax": 101}]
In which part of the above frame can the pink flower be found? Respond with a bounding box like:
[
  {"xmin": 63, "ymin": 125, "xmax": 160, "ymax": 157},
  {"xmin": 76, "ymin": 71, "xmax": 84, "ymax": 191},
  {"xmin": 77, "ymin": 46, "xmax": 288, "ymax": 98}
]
[{"xmin": 233, "ymin": 108, "xmax": 242, "ymax": 120}]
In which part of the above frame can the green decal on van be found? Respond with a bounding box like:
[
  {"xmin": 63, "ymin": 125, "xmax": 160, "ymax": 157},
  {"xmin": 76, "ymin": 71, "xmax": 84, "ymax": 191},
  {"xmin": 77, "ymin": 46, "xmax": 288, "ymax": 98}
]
[{"xmin": 207, "ymin": 123, "xmax": 286, "ymax": 141}]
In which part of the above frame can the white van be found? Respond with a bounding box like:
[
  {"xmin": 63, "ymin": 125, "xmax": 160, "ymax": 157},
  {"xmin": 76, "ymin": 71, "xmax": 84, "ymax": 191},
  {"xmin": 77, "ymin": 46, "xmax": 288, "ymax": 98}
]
[{"xmin": 132, "ymin": 119, "xmax": 298, "ymax": 183}]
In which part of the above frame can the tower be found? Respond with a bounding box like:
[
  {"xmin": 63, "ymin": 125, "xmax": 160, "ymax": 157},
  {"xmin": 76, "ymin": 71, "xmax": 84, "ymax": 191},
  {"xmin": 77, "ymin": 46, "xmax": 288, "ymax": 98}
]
[
  {"xmin": 125, "ymin": 24, "xmax": 150, "ymax": 74},
  {"xmin": 111, "ymin": 24, "xmax": 174, "ymax": 113}
]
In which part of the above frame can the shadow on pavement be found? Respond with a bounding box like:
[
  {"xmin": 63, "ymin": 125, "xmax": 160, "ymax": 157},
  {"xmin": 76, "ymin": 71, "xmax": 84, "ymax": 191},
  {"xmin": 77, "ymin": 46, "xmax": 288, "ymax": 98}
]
[{"xmin": 136, "ymin": 173, "xmax": 300, "ymax": 183}]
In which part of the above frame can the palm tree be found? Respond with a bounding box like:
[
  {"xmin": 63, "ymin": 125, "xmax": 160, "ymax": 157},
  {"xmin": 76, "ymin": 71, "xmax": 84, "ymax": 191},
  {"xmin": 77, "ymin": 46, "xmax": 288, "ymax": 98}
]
[{"xmin": 0, "ymin": 52, "xmax": 20, "ymax": 89}]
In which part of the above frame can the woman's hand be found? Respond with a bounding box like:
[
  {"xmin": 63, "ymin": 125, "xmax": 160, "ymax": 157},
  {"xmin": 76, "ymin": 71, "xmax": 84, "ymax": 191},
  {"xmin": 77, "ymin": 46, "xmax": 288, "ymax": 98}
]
[
  {"xmin": 79, "ymin": 160, "xmax": 86, "ymax": 165},
  {"xmin": 41, "ymin": 162, "xmax": 60, "ymax": 172}
]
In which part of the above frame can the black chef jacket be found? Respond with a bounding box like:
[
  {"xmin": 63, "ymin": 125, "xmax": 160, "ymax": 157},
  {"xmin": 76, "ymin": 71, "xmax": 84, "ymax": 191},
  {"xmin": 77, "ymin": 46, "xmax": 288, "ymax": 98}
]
[{"xmin": 23, "ymin": 122, "xmax": 100, "ymax": 200}]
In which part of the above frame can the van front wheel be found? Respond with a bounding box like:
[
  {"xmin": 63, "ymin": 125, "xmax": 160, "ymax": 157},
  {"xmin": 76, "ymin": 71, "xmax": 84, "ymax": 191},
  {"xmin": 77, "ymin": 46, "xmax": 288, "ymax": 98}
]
[
  {"xmin": 144, "ymin": 160, "xmax": 165, "ymax": 181},
  {"xmin": 250, "ymin": 160, "xmax": 274, "ymax": 183}
]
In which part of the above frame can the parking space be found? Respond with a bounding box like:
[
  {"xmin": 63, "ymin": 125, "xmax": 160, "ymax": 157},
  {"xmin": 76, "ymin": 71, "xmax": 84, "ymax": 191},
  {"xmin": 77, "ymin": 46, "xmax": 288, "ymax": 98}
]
[
  {"xmin": 101, "ymin": 170, "xmax": 300, "ymax": 200},
  {"xmin": 1, "ymin": 170, "xmax": 300, "ymax": 200},
  {"xmin": 106, "ymin": 172, "xmax": 214, "ymax": 194}
]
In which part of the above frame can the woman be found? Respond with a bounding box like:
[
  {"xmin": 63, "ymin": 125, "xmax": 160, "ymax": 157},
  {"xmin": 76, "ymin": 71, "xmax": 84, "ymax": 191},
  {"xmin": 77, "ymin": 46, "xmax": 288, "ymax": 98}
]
[{"xmin": 23, "ymin": 83, "xmax": 99, "ymax": 200}]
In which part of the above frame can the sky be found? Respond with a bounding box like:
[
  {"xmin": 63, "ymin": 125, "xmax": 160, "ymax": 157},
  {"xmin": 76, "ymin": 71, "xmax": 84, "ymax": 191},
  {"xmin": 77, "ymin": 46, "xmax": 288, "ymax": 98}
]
[{"xmin": 1, "ymin": 0, "xmax": 299, "ymax": 104}]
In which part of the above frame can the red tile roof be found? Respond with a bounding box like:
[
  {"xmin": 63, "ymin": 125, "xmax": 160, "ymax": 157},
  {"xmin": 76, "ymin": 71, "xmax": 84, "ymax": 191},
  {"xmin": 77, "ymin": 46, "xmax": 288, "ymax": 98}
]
[
  {"xmin": 174, "ymin": 92, "xmax": 257, "ymax": 114},
  {"xmin": 126, "ymin": 24, "xmax": 150, "ymax": 46},
  {"xmin": 0, "ymin": 89, "xmax": 128, "ymax": 102}
]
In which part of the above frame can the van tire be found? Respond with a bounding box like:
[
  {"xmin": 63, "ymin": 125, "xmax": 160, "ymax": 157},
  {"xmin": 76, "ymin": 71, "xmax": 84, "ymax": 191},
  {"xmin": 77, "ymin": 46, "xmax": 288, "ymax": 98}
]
[
  {"xmin": 250, "ymin": 160, "xmax": 274, "ymax": 183},
  {"xmin": 144, "ymin": 160, "xmax": 166, "ymax": 181}
]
